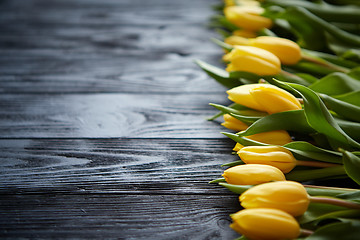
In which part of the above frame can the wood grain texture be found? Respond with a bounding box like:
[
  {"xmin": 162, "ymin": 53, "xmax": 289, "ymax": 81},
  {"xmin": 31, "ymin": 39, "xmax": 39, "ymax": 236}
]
[
  {"xmin": 0, "ymin": 138, "xmax": 238, "ymax": 194},
  {"xmin": 0, "ymin": 53, "xmax": 225, "ymax": 94},
  {"xmin": 0, "ymin": 0, "xmax": 225, "ymax": 94},
  {"xmin": 0, "ymin": 0, "xmax": 244, "ymax": 239},
  {"xmin": 0, "ymin": 93, "xmax": 230, "ymax": 138},
  {"xmin": 0, "ymin": 194, "xmax": 241, "ymax": 239}
]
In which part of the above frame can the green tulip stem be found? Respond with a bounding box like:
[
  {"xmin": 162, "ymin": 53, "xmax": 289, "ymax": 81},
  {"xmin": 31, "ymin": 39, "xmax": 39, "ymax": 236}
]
[
  {"xmin": 304, "ymin": 184, "xmax": 357, "ymax": 192},
  {"xmin": 301, "ymin": 54, "xmax": 349, "ymax": 73},
  {"xmin": 280, "ymin": 70, "xmax": 304, "ymax": 81},
  {"xmin": 219, "ymin": 182, "xmax": 357, "ymax": 197},
  {"xmin": 296, "ymin": 160, "xmax": 341, "ymax": 168},
  {"xmin": 300, "ymin": 229, "xmax": 314, "ymax": 237},
  {"xmin": 303, "ymin": 184, "xmax": 358, "ymax": 197},
  {"xmin": 310, "ymin": 196, "xmax": 360, "ymax": 210}
]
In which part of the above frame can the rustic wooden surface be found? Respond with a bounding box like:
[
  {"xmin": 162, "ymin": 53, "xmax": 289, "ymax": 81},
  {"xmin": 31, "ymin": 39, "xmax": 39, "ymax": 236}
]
[{"xmin": 0, "ymin": 0, "xmax": 242, "ymax": 239}]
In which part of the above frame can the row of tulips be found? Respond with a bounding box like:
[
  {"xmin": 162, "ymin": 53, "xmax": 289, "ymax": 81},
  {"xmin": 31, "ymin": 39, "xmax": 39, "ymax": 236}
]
[{"xmin": 197, "ymin": 0, "xmax": 360, "ymax": 239}]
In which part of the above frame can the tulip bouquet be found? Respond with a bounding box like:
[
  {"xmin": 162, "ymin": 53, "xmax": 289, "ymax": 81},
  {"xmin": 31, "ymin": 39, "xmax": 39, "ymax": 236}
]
[{"xmin": 195, "ymin": 0, "xmax": 360, "ymax": 239}]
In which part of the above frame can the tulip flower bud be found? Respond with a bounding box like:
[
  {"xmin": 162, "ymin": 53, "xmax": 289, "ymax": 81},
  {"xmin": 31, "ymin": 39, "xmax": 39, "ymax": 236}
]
[
  {"xmin": 225, "ymin": 36, "xmax": 302, "ymax": 65},
  {"xmin": 240, "ymin": 181, "xmax": 310, "ymax": 216},
  {"xmin": 226, "ymin": 84, "xmax": 302, "ymax": 114},
  {"xmin": 222, "ymin": 164, "xmax": 286, "ymax": 185},
  {"xmin": 224, "ymin": 6, "xmax": 272, "ymax": 32},
  {"xmin": 250, "ymin": 36, "xmax": 302, "ymax": 65},
  {"xmin": 238, "ymin": 146, "xmax": 297, "ymax": 173},
  {"xmin": 222, "ymin": 114, "xmax": 248, "ymax": 131},
  {"xmin": 224, "ymin": 46, "xmax": 281, "ymax": 75},
  {"xmin": 230, "ymin": 208, "xmax": 300, "ymax": 240},
  {"xmin": 245, "ymin": 130, "xmax": 293, "ymax": 146},
  {"xmin": 250, "ymin": 85, "xmax": 302, "ymax": 114}
]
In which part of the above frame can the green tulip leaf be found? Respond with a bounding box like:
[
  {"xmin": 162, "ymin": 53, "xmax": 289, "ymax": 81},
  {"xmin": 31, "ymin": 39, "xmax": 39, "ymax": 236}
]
[
  {"xmin": 299, "ymin": 202, "xmax": 348, "ymax": 225},
  {"xmin": 209, "ymin": 103, "xmax": 266, "ymax": 124},
  {"xmin": 211, "ymin": 38, "xmax": 233, "ymax": 52},
  {"xmin": 221, "ymin": 160, "xmax": 244, "ymax": 167},
  {"xmin": 291, "ymin": 61, "xmax": 338, "ymax": 77},
  {"xmin": 269, "ymin": 79, "xmax": 360, "ymax": 150},
  {"xmin": 336, "ymin": 191, "xmax": 360, "ymax": 202},
  {"xmin": 314, "ymin": 210, "xmax": 360, "ymax": 222},
  {"xmin": 305, "ymin": 220, "xmax": 360, "ymax": 240},
  {"xmin": 290, "ymin": 7, "xmax": 360, "ymax": 47},
  {"xmin": 278, "ymin": 7, "xmax": 326, "ymax": 50},
  {"xmin": 264, "ymin": 0, "xmax": 360, "ymax": 23},
  {"xmin": 195, "ymin": 60, "xmax": 242, "ymax": 88},
  {"xmin": 336, "ymin": 118, "xmax": 360, "ymax": 141},
  {"xmin": 333, "ymin": 91, "xmax": 360, "ymax": 107},
  {"xmin": 238, "ymin": 110, "xmax": 314, "ymax": 136},
  {"xmin": 301, "ymin": 49, "xmax": 359, "ymax": 69},
  {"xmin": 295, "ymin": 73, "xmax": 318, "ymax": 84},
  {"xmin": 207, "ymin": 103, "xmax": 254, "ymax": 121},
  {"xmin": 320, "ymin": 94, "xmax": 360, "ymax": 122},
  {"xmin": 309, "ymin": 72, "xmax": 360, "ymax": 96},
  {"xmin": 284, "ymin": 141, "xmax": 342, "ymax": 164},
  {"xmin": 342, "ymin": 49, "xmax": 360, "ymax": 63},
  {"xmin": 342, "ymin": 150, "xmax": 360, "ymax": 185},
  {"xmin": 229, "ymin": 113, "xmax": 263, "ymax": 125},
  {"xmin": 347, "ymin": 67, "xmax": 360, "ymax": 80},
  {"xmin": 222, "ymin": 132, "xmax": 268, "ymax": 147},
  {"xmin": 275, "ymin": 71, "xmax": 311, "ymax": 86}
]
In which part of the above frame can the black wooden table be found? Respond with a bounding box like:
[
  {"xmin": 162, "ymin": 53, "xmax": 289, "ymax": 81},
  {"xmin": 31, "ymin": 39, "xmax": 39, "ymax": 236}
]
[{"xmin": 0, "ymin": 0, "xmax": 243, "ymax": 239}]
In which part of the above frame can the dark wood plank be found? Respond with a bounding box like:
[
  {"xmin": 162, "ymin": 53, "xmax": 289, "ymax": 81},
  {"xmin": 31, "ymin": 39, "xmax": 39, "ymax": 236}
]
[
  {"xmin": 0, "ymin": 138, "xmax": 238, "ymax": 194},
  {"xmin": 0, "ymin": 1, "xmax": 242, "ymax": 239},
  {"xmin": 0, "ymin": 0, "xmax": 219, "ymax": 27},
  {"xmin": 0, "ymin": 93, "xmax": 229, "ymax": 138},
  {"xmin": 0, "ymin": 194, "xmax": 240, "ymax": 239},
  {"xmin": 0, "ymin": 52, "xmax": 225, "ymax": 94},
  {"xmin": 0, "ymin": 0, "xmax": 224, "ymax": 94}
]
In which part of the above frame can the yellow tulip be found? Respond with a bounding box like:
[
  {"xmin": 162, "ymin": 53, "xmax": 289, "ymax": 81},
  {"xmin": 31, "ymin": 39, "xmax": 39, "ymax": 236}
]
[
  {"xmin": 226, "ymin": 84, "xmax": 302, "ymax": 114},
  {"xmin": 222, "ymin": 114, "xmax": 248, "ymax": 131},
  {"xmin": 240, "ymin": 181, "xmax": 310, "ymax": 216},
  {"xmin": 224, "ymin": 46, "xmax": 281, "ymax": 75},
  {"xmin": 222, "ymin": 164, "xmax": 286, "ymax": 185},
  {"xmin": 226, "ymin": 83, "xmax": 274, "ymax": 111},
  {"xmin": 238, "ymin": 146, "xmax": 297, "ymax": 173},
  {"xmin": 224, "ymin": 6, "xmax": 272, "ymax": 32},
  {"xmin": 250, "ymin": 36, "xmax": 302, "ymax": 65},
  {"xmin": 245, "ymin": 130, "xmax": 293, "ymax": 146},
  {"xmin": 233, "ymin": 130, "xmax": 292, "ymax": 152},
  {"xmin": 250, "ymin": 85, "xmax": 302, "ymax": 114},
  {"xmin": 225, "ymin": 36, "xmax": 302, "ymax": 65},
  {"xmin": 230, "ymin": 208, "xmax": 300, "ymax": 240}
]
